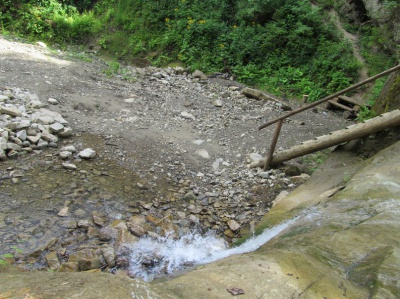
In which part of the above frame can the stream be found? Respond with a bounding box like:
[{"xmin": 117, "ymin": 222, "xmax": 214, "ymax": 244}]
[{"xmin": 128, "ymin": 215, "xmax": 301, "ymax": 281}]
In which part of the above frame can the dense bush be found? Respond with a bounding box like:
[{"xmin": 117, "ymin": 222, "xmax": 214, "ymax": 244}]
[
  {"xmin": 5, "ymin": 0, "xmax": 397, "ymax": 103},
  {"xmin": 0, "ymin": 0, "xmax": 99, "ymax": 43},
  {"xmin": 94, "ymin": 0, "xmax": 363, "ymax": 101}
]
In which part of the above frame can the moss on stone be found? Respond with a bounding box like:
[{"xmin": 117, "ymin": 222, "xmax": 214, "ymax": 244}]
[
  {"xmin": 347, "ymin": 246, "xmax": 394, "ymax": 297},
  {"xmin": 373, "ymin": 70, "xmax": 400, "ymax": 114}
]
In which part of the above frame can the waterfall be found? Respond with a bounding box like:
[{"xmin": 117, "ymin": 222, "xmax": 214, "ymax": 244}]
[{"xmin": 128, "ymin": 217, "xmax": 299, "ymax": 282}]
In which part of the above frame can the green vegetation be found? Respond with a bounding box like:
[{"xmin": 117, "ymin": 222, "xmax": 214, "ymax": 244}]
[
  {"xmin": 357, "ymin": 106, "xmax": 377, "ymax": 122},
  {"xmin": 103, "ymin": 60, "xmax": 120, "ymax": 76},
  {"xmin": 1, "ymin": 0, "xmax": 398, "ymax": 103},
  {"xmin": 301, "ymin": 150, "xmax": 330, "ymax": 173},
  {"xmin": 93, "ymin": 0, "xmax": 361, "ymax": 101},
  {"xmin": 0, "ymin": 253, "xmax": 14, "ymax": 265},
  {"xmin": 0, "ymin": 246, "xmax": 22, "ymax": 265},
  {"xmin": 343, "ymin": 172, "xmax": 351, "ymax": 183},
  {"xmin": 0, "ymin": 0, "xmax": 100, "ymax": 44}
]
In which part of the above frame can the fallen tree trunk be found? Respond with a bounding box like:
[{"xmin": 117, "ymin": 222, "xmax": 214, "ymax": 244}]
[{"xmin": 254, "ymin": 109, "xmax": 400, "ymax": 168}]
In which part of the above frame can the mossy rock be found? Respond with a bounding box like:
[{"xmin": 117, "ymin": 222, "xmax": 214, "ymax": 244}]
[{"xmin": 373, "ymin": 70, "xmax": 400, "ymax": 114}]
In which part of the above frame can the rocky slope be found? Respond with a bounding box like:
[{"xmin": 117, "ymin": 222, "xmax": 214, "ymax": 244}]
[
  {"xmin": 2, "ymin": 122, "xmax": 400, "ymax": 298},
  {"xmin": 2, "ymin": 33, "xmax": 399, "ymax": 298},
  {"xmin": 0, "ymin": 34, "xmax": 352, "ymax": 274}
]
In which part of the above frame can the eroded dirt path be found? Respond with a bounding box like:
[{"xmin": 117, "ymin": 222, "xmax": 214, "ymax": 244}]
[{"xmin": 329, "ymin": 9, "xmax": 370, "ymax": 88}]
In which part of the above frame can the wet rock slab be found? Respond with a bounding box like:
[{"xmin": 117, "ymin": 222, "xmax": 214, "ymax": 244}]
[{"xmin": 155, "ymin": 141, "xmax": 400, "ymax": 298}]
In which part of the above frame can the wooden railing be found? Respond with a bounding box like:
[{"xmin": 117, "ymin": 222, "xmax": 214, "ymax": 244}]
[{"xmin": 258, "ymin": 64, "xmax": 400, "ymax": 170}]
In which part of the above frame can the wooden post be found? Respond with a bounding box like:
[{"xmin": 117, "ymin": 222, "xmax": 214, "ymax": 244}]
[{"xmin": 263, "ymin": 119, "xmax": 283, "ymax": 170}]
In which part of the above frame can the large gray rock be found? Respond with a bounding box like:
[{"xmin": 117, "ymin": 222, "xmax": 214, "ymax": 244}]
[
  {"xmin": 0, "ymin": 95, "xmax": 9, "ymax": 102},
  {"xmin": 0, "ymin": 106, "xmax": 22, "ymax": 117},
  {"xmin": 192, "ymin": 70, "xmax": 207, "ymax": 80},
  {"xmin": 60, "ymin": 145, "xmax": 76, "ymax": 153},
  {"xmin": 41, "ymin": 131, "xmax": 58, "ymax": 143},
  {"xmin": 0, "ymin": 136, "xmax": 7, "ymax": 150},
  {"xmin": 36, "ymin": 139, "xmax": 49, "ymax": 149},
  {"xmin": 16, "ymin": 130, "xmax": 27, "ymax": 141},
  {"xmin": 242, "ymin": 87, "xmax": 291, "ymax": 110},
  {"xmin": 39, "ymin": 108, "xmax": 68, "ymax": 124},
  {"xmin": 0, "ymin": 149, "xmax": 6, "ymax": 160},
  {"xmin": 49, "ymin": 122, "xmax": 64, "ymax": 134},
  {"xmin": 34, "ymin": 115, "xmax": 54, "ymax": 125},
  {"xmin": 7, "ymin": 143, "xmax": 21, "ymax": 151},
  {"xmin": 58, "ymin": 127, "xmax": 73, "ymax": 138},
  {"xmin": 78, "ymin": 148, "xmax": 96, "ymax": 159},
  {"xmin": 26, "ymin": 134, "xmax": 41, "ymax": 144}
]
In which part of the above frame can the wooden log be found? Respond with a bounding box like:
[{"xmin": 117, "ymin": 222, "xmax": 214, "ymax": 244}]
[
  {"xmin": 337, "ymin": 95, "xmax": 366, "ymax": 107},
  {"xmin": 255, "ymin": 109, "xmax": 400, "ymax": 168},
  {"xmin": 328, "ymin": 99, "xmax": 355, "ymax": 112}
]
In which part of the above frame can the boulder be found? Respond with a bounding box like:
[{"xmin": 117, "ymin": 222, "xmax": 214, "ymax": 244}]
[
  {"xmin": 68, "ymin": 248, "xmax": 104, "ymax": 271},
  {"xmin": 78, "ymin": 148, "xmax": 96, "ymax": 159},
  {"xmin": 227, "ymin": 219, "xmax": 240, "ymax": 232},
  {"xmin": 0, "ymin": 106, "xmax": 22, "ymax": 117},
  {"xmin": 45, "ymin": 251, "xmax": 61, "ymax": 270},
  {"xmin": 101, "ymin": 246, "xmax": 116, "ymax": 267},
  {"xmin": 58, "ymin": 127, "xmax": 73, "ymax": 138},
  {"xmin": 126, "ymin": 216, "xmax": 148, "ymax": 237},
  {"xmin": 242, "ymin": 87, "xmax": 291, "ymax": 110},
  {"xmin": 49, "ymin": 122, "xmax": 64, "ymax": 134},
  {"xmin": 92, "ymin": 211, "xmax": 108, "ymax": 227},
  {"xmin": 192, "ymin": 70, "xmax": 207, "ymax": 80}
]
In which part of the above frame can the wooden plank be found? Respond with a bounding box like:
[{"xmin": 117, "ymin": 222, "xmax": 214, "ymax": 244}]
[
  {"xmin": 338, "ymin": 95, "xmax": 368, "ymax": 107},
  {"xmin": 327, "ymin": 99, "xmax": 355, "ymax": 112}
]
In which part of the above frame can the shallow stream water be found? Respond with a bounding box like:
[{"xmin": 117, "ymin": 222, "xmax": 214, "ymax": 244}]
[{"xmin": 0, "ymin": 134, "xmax": 155, "ymax": 265}]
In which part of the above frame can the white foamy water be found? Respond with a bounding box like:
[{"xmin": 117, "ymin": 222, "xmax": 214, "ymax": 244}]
[{"xmin": 128, "ymin": 218, "xmax": 298, "ymax": 281}]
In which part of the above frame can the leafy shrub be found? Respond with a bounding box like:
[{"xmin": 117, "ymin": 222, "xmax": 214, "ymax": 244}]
[
  {"xmin": 0, "ymin": 0, "xmax": 99, "ymax": 44},
  {"xmin": 52, "ymin": 11, "xmax": 99, "ymax": 43},
  {"xmin": 2, "ymin": 0, "xmax": 368, "ymax": 102},
  {"xmin": 142, "ymin": 0, "xmax": 360, "ymax": 100}
]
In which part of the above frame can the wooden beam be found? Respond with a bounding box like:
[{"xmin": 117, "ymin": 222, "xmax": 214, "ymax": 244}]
[
  {"xmin": 328, "ymin": 99, "xmax": 355, "ymax": 112},
  {"xmin": 337, "ymin": 95, "xmax": 366, "ymax": 107}
]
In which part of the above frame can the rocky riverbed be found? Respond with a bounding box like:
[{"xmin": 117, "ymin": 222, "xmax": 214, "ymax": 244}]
[{"xmin": 0, "ymin": 35, "xmax": 348, "ymax": 277}]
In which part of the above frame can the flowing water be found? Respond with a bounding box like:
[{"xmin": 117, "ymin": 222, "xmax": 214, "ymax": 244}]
[
  {"xmin": 128, "ymin": 217, "xmax": 300, "ymax": 281},
  {"xmin": 127, "ymin": 194, "xmax": 400, "ymax": 282}
]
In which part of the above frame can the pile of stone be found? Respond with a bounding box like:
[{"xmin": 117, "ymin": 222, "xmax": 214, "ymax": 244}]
[{"xmin": 0, "ymin": 87, "xmax": 73, "ymax": 160}]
